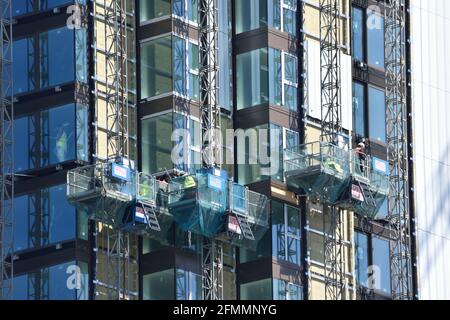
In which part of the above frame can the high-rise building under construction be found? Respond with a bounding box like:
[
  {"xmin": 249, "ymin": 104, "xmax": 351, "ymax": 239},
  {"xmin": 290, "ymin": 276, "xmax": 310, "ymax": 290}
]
[{"xmin": 1, "ymin": 0, "xmax": 449, "ymax": 301}]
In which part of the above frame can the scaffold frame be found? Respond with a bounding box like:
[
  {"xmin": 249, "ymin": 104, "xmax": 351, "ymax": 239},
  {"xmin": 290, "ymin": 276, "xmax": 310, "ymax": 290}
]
[
  {"xmin": 319, "ymin": 0, "xmax": 345, "ymax": 300},
  {"xmin": 384, "ymin": 0, "xmax": 412, "ymax": 301}
]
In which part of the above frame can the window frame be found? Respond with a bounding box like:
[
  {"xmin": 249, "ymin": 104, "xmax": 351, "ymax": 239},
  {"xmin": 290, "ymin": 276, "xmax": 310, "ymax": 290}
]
[
  {"xmin": 351, "ymin": 5, "xmax": 366, "ymax": 63},
  {"xmin": 354, "ymin": 230, "xmax": 392, "ymax": 297},
  {"xmin": 272, "ymin": 201, "xmax": 302, "ymax": 266}
]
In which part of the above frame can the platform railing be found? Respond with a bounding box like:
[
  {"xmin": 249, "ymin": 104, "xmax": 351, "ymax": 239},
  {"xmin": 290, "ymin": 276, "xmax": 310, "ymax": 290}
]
[
  {"xmin": 137, "ymin": 172, "xmax": 157, "ymax": 205},
  {"xmin": 284, "ymin": 141, "xmax": 350, "ymax": 178},
  {"xmin": 67, "ymin": 164, "xmax": 100, "ymax": 200}
]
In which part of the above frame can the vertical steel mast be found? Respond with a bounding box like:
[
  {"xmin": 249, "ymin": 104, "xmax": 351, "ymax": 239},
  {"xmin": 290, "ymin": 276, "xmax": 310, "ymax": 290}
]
[
  {"xmin": 319, "ymin": 0, "xmax": 344, "ymax": 300},
  {"xmin": 199, "ymin": 0, "xmax": 223, "ymax": 300},
  {"xmin": 92, "ymin": 0, "xmax": 134, "ymax": 300},
  {"xmin": 385, "ymin": 0, "xmax": 412, "ymax": 300},
  {"xmin": 0, "ymin": 0, "xmax": 13, "ymax": 300}
]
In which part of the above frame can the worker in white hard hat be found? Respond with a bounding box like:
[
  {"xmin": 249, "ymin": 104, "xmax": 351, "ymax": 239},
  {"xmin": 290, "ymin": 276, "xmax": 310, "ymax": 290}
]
[{"xmin": 355, "ymin": 142, "xmax": 367, "ymax": 175}]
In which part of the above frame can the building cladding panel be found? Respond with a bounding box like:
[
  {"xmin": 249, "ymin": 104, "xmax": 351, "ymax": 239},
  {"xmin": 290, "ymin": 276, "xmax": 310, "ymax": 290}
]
[{"xmin": 411, "ymin": 0, "xmax": 450, "ymax": 300}]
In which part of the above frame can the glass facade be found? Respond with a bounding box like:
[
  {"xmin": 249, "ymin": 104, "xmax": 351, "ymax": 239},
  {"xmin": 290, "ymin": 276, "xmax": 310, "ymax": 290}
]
[
  {"xmin": 354, "ymin": 231, "xmax": 369, "ymax": 286},
  {"xmin": 13, "ymin": 115, "xmax": 36, "ymax": 172},
  {"xmin": 237, "ymin": 124, "xmax": 270, "ymax": 185},
  {"xmin": 13, "ymin": 37, "xmax": 35, "ymax": 94},
  {"xmin": 12, "ymin": 0, "xmax": 86, "ymax": 17},
  {"xmin": 176, "ymin": 268, "xmax": 202, "ymax": 300},
  {"xmin": 273, "ymin": 279, "xmax": 302, "ymax": 300},
  {"xmin": 11, "ymin": 26, "xmax": 86, "ymax": 95},
  {"xmin": 237, "ymin": 48, "xmax": 297, "ymax": 110},
  {"xmin": 141, "ymin": 112, "xmax": 173, "ymax": 174},
  {"xmin": 139, "ymin": 0, "xmax": 171, "ymax": 22},
  {"xmin": 141, "ymin": 111, "xmax": 200, "ymax": 174},
  {"xmin": 368, "ymin": 86, "xmax": 386, "ymax": 143},
  {"xmin": 13, "ymin": 194, "xmax": 36, "ymax": 252},
  {"xmin": 352, "ymin": 5, "xmax": 385, "ymax": 69},
  {"xmin": 143, "ymin": 269, "xmax": 175, "ymax": 300},
  {"xmin": 12, "ymin": 184, "xmax": 83, "ymax": 253},
  {"xmin": 372, "ymin": 236, "xmax": 391, "ymax": 295},
  {"xmin": 41, "ymin": 185, "xmax": 76, "ymax": 246},
  {"xmin": 353, "ymin": 81, "xmax": 365, "ymax": 137},
  {"xmin": 12, "ymin": 261, "xmax": 88, "ymax": 300},
  {"xmin": 367, "ymin": 11, "xmax": 385, "ymax": 69},
  {"xmin": 140, "ymin": 35, "xmax": 199, "ymax": 100},
  {"xmin": 240, "ymin": 278, "xmax": 272, "ymax": 300},
  {"xmin": 272, "ymin": 201, "xmax": 301, "ymax": 265},
  {"xmin": 9, "ymin": 104, "xmax": 88, "ymax": 172},
  {"xmin": 236, "ymin": 48, "xmax": 268, "ymax": 109},
  {"xmin": 40, "ymin": 103, "xmax": 89, "ymax": 167},
  {"xmin": 140, "ymin": 0, "xmax": 198, "ymax": 24},
  {"xmin": 235, "ymin": 0, "xmax": 296, "ymax": 36},
  {"xmin": 352, "ymin": 6, "xmax": 364, "ymax": 62}
]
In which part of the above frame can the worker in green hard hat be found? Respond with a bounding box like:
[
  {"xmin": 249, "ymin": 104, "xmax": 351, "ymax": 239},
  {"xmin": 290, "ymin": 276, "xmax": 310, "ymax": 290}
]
[
  {"xmin": 181, "ymin": 174, "xmax": 197, "ymax": 201},
  {"xmin": 183, "ymin": 175, "xmax": 196, "ymax": 189}
]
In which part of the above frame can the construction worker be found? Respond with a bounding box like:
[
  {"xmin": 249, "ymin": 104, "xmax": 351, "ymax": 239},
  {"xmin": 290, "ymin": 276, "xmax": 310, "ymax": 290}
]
[
  {"xmin": 181, "ymin": 174, "xmax": 197, "ymax": 201},
  {"xmin": 56, "ymin": 127, "xmax": 68, "ymax": 162},
  {"xmin": 355, "ymin": 142, "xmax": 367, "ymax": 175},
  {"xmin": 184, "ymin": 175, "xmax": 196, "ymax": 189}
]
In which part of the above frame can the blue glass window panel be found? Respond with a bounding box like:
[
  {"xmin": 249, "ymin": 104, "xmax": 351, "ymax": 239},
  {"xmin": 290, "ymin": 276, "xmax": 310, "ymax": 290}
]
[
  {"xmin": 352, "ymin": 7, "xmax": 364, "ymax": 62},
  {"xmin": 367, "ymin": 13, "xmax": 385, "ymax": 69},
  {"xmin": 41, "ymin": 184, "xmax": 76, "ymax": 246},
  {"xmin": 217, "ymin": 2, "xmax": 232, "ymax": 110},
  {"xmin": 287, "ymin": 205, "xmax": 300, "ymax": 236},
  {"xmin": 76, "ymin": 104, "xmax": 89, "ymax": 162},
  {"xmin": 368, "ymin": 86, "xmax": 386, "ymax": 143},
  {"xmin": 353, "ymin": 82, "xmax": 366, "ymax": 137},
  {"xmin": 285, "ymin": 84, "xmax": 297, "ymax": 111},
  {"xmin": 354, "ymin": 231, "xmax": 369, "ymax": 286},
  {"xmin": 47, "ymin": 261, "xmax": 76, "ymax": 300},
  {"xmin": 173, "ymin": 36, "xmax": 186, "ymax": 96},
  {"xmin": 13, "ymin": 37, "xmax": 35, "ymax": 95},
  {"xmin": 284, "ymin": 54, "xmax": 297, "ymax": 83},
  {"xmin": 287, "ymin": 237, "xmax": 301, "ymax": 265},
  {"xmin": 41, "ymin": 104, "xmax": 76, "ymax": 166},
  {"xmin": 39, "ymin": 0, "xmax": 86, "ymax": 10},
  {"xmin": 14, "ymin": 115, "xmax": 36, "ymax": 172},
  {"xmin": 283, "ymin": 3, "xmax": 296, "ymax": 36},
  {"xmin": 14, "ymin": 194, "xmax": 36, "ymax": 252},
  {"xmin": 273, "ymin": 279, "xmax": 286, "ymax": 300},
  {"xmin": 12, "ymin": 1, "xmax": 33, "ymax": 16},
  {"xmin": 12, "ymin": 274, "xmax": 36, "ymax": 300},
  {"xmin": 176, "ymin": 269, "xmax": 202, "ymax": 300},
  {"xmin": 187, "ymin": 0, "xmax": 198, "ymax": 22},
  {"xmin": 272, "ymin": 201, "xmax": 286, "ymax": 261},
  {"xmin": 269, "ymin": 0, "xmax": 281, "ymax": 30},
  {"xmin": 269, "ymin": 48, "xmax": 282, "ymax": 106},
  {"xmin": 40, "ymin": 27, "xmax": 75, "ymax": 88},
  {"xmin": 75, "ymin": 28, "xmax": 88, "ymax": 83},
  {"xmin": 372, "ymin": 236, "xmax": 392, "ymax": 295},
  {"xmin": 288, "ymin": 283, "xmax": 302, "ymax": 300}
]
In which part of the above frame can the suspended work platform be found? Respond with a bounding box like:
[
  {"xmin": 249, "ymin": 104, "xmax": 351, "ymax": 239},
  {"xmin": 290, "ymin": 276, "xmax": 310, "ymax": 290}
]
[
  {"xmin": 337, "ymin": 151, "xmax": 389, "ymax": 219},
  {"xmin": 67, "ymin": 160, "xmax": 169, "ymax": 234},
  {"xmin": 284, "ymin": 141, "xmax": 389, "ymax": 218},
  {"xmin": 68, "ymin": 164, "xmax": 269, "ymax": 250},
  {"xmin": 167, "ymin": 168, "xmax": 269, "ymax": 247},
  {"xmin": 284, "ymin": 142, "xmax": 350, "ymax": 204}
]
